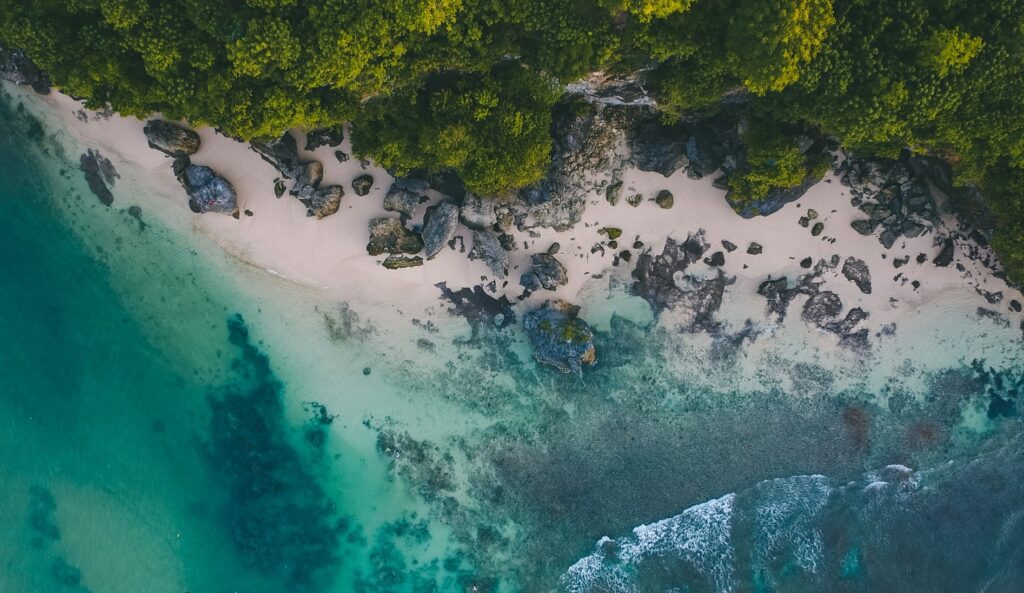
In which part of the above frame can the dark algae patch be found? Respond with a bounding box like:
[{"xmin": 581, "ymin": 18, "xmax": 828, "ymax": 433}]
[{"xmin": 203, "ymin": 315, "xmax": 346, "ymax": 592}]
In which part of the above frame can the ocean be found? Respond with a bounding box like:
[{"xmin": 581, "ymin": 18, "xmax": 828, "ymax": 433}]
[{"xmin": 1, "ymin": 84, "xmax": 1023, "ymax": 593}]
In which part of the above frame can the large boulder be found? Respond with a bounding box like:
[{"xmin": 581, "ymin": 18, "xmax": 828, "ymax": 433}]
[
  {"xmin": 520, "ymin": 253, "xmax": 568, "ymax": 291},
  {"xmin": 469, "ymin": 230, "xmax": 509, "ymax": 277},
  {"xmin": 422, "ymin": 201, "xmax": 460, "ymax": 259},
  {"xmin": 459, "ymin": 193, "xmax": 498, "ymax": 230},
  {"xmin": 522, "ymin": 300, "xmax": 597, "ymax": 373},
  {"xmin": 178, "ymin": 165, "xmax": 237, "ymax": 214},
  {"xmin": 250, "ymin": 132, "xmax": 303, "ymax": 179},
  {"xmin": 143, "ymin": 120, "xmax": 200, "ymax": 157},
  {"xmin": 296, "ymin": 184, "xmax": 343, "ymax": 218},
  {"xmin": 384, "ymin": 178, "xmax": 429, "ymax": 219},
  {"xmin": 367, "ymin": 217, "xmax": 423, "ymax": 256}
]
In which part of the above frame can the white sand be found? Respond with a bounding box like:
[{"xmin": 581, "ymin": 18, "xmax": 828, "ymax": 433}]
[{"xmin": 21, "ymin": 86, "xmax": 1023, "ymax": 370}]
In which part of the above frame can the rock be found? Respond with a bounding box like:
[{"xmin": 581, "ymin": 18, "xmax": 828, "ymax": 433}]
[
  {"xmin": 626, "ymin": 193, "xmax": 643, "ymax": 207},
  {"xmin": 494, "ymin": 205, "xmax": 517, "ymax": 232},
  {"xmin": 799, "ymin": 217, "xmax": 810, "ymax": 228},
  {"xmin": 459, "ymin": 194, "xmax": 498, "ymax": 230},
  {"xmin": 800, "ymin": 257, "xmax": 813, "ymax": 268},
  {"xmin": 811, "ymin": 222, "xmax": 824, "ymax": 237},
  {"xmin": 384, "ymin": 178, "xmax": 429, "ymax": 219},
  {"xmin": 469, "ymin": 230, "xmax": 509, "ymax": 277},
  {"xmin": 143, "ymin": 120, "xmax": 200, "ymax": 157},
  {"xmin": 851, "ymin": 219, "xmax": 875, "ymax": 235},
  {"xmin": 298, "ymin": 185, "xmax": 343, "ymax": 219},
  {"xmin": 172, "ymin": 156, "xmax": 191, "ymax": 178},
  {"xmin": 747, "ymin": 242, "xmax": 763, "ymax": 255},
  {"xmin": 0, "ymin": 46, "xmax": 49, "ymax": 93},
  {"xmin": 498, "ymin": 233, "xmax": 517, "ymax": 251},
  {"xmin": 934, "ymin": 237, "xmax": 955, "ymax": 267},
  {"xmin": 807, "ymin": 209, "xmax": 818, "ymax": 220},
  {"xmin": 250, "ymin": 132, "xmax": 303, "ymax": 179},
  {"xmin": 297, "ymin": 161, "xmax": 323, "ymax": 188},
  {"xmin": 605, "ymin": 180, "xmax": 623, "ymax": 205},
  {"xmin": 655, "ymin": 189, "xmax": 674, "ymax": 209},
  {"xmin": 79, "ymin": 149, "xmax": 117, "ymax": 206},
  {"xmin": 178, "ymin": 165, "xmax": 237, "ymax": 215},
  {"xmin": 598, "ymin": 227, "xmax": 622, "ymax": 241},
  {"xmin": 632, "ymin": 231, "xmax": 734, "ymax": 330},
  {"xmin": 352, "ymin": 174, "xmax": 374, "ymax": 196},
  {"xmin": 421, "ymin": 201, "xmax": 460, "ymax": 259},
  {"xmin": 436, "ymin": 283, "xmax": 516, "ymax": 332},
  {"xmin": 520, "ymin": 253, "xmax": 568, "ymax": 291},
  {"xmin": 274, "ymin": 178, "xmax": 286, "ymax": 198},
  {"xmin": 304, "ymin": 127, "xmax": 344, "ymax": 151},
  {"xmin": 521, "ymin": 300, "xmax": 596, "ymax": 373},
  {"xmin": 627, "ymin": 116, "xmax": 688, "ymax": 177},
  {"xmin": 802, "ymin": 291, "xmax": 843, "ymax": 325},
  {"xmin": 704, "ymin": 251, "xmax": 725, "ymax": 267},
  {"xmin": 879, "ymin": 229, "xmax": 897, "ymax": 249},
  {"xmin": 547, "ymin": 242, "xmax": 561, "ymax": 255},
  {"xmin": 335, "ymin": 150, "xmax": 349, "ymax": 163},
  {"xmin": 367, "ymin": 217, "xmax": 423, "ymax": 256},
  {"xmin": 722, "ymin": 240, "xmax": 738, "ymax": 252},
  {"xmin": 1010, "ymin": 300, "xmax": 1022, "ymax": 313},
  {"xmin": 841, "ymin": 257, "xmax": 872, "ymax": 294},
  {"xmin": 382, "ymin": 255, "xmax": 424, "ymax": 269}
]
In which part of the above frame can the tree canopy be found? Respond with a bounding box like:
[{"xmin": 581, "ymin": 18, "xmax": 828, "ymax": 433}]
[{"xmin": 2, "ymin": 0, "xmax": 1023, "ymax": 278}]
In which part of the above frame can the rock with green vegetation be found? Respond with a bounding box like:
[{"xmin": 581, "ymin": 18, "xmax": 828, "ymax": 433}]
[
  {"xmin": 367, "ymin": 217, "xmax": 422, "ymax": 256},
  {"xmin": 144, "ymin": 120, "xmax": 200, "ymax": 157},
  {"xmin": 599, "ymin": 227, "xmax": 622, "ymax": 240},
  {"xmin": 382, "ymin": 255, "xmax": 423, "ymax": 270},
  {"xmin": 522, "ymin": 300, "xmax": 596, "ymax": 373}
]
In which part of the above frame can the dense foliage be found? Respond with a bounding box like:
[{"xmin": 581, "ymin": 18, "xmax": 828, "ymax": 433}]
[{"xmin": 1, "ymin": 0, "xmax": 1022, "ymax": 277}]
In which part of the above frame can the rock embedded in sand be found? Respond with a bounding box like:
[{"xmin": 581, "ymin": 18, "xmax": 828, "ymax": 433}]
[
  {"xmin": 522, "ymin": 300, "xmax": 596, "ymax": 373},
  {"xmin": 352, "ymin": 174, "xmax": 373, "ymax": 196},
  {"xmin": 747, "ymin": 242, "xmax": 763, "ymax": 255},
  {"xmin": 143, "ymin": 120, "xmax": 200, "ymax": 157},
  {"xmin": 841, "ymin": 257, "xmax": 873, "ymax": 294},
  {"xmin": 297, "ymin": 184, "xmax": 343, "ymax": 219},
  {"xmin": 626, "ymin": 193, "xmax": 643, "ymax": 207},
  {"xmin": 469, "ymin": 230, "xmax": 509, "ymax": 277},
  {"xmin": 367, "ymin": 217, "xmax": 423, "ymax": 256},
  {"xmin": 421, "ymin": 201, "xmax": 460, "ymax": 259},
  {"xmin": 811, "ymin": 222, "xmax": 825, "ymax": 236},
  {"xmin": 520, "ymin": 253, "xmax": 568, "ymax": 291},
  {"xmin": 605, "ymin": 180, "xmax": 622, "ymax": 206},
  {"xmin": 655, "ymin": 189, "xmax": 674, "ymax": 209},
  {"xmin": 178, "ymin": 164, "xmax": 237, "ymax": 215},
  {"xmin": 599, "ymin": 227, "xmax": 622, "ymax": 240},
  {"xmin": 382, "ymin": 255, "xmax": 424, "ymax": 269},
  {"xmin": 934, "ymin": 237, "xmax": 955, "ymax": 267},
  {"xmin": 384, "ymin": 178, "xmax": 429, "ymax": 219},
  {"xmin": 722, "ymin": 240, "xmax": 738, "ymax": 252}
]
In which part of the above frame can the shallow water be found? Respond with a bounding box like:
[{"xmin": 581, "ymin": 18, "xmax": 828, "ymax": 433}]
[{"xmin": 1, "ymin": 85, "xmax": 1023, "ymax": 593}]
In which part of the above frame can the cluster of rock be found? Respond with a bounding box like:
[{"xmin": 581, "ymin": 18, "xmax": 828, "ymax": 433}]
[
  {"xmin": 632, "ymin": 230, "xmax": 734, "ymax": 332},
  {"xmin": 0, "ymin": 45, "xmax": 49, "ymax": 94},
  {"xmin": 839, "ymin": 156, "xmax": 942, "ymax": 249},
  {"xmin": 757, "ymin": 257, "xmax": 871, "ymax": 349},
  {"xmin": 251, "ymin": 131, "xmax": 344, "ymax": 218},
  {"xmin": 143, "ymin": 119, "xmax": 238, "ymax": 215},
  {"xmin": 521, "ymin": 300, "xmax": 597, "ymax": 373}
]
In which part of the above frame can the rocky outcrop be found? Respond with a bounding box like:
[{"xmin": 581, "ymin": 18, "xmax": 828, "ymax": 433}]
[
  {"xmin": 726, "ymin": 172, "xmax": 821, "ymax": 219},
  {"xmin": 522, "ymin": 300, "xmax": 596, "ymax": 373},
  {"xmin": 143, "ymin": 120, "xmax": 200, "ymax": 157},
  {"xmin": 79, "ymin": 149, "xmax": 118, "ymax": 206},
  {"xmin": 0, "ymin": 46, "xmax": 49, "ymax": 93},
  {"xmin": 627, "ymin": 107, "xmax": 742, "ymax": 179},
  {"xmin": 367, "ymin": 217, "xmax": 423, "ymax": 256},
  {"xmin": 459, "ymin": 193, "xmax": 497, "ymax": 230},
  {"xmin": 421, "ymin": 201, "xmax": 460, "ymax": 259},
  {"xmin": 520, "ymin": 253, "xmax": 568, "ymax": 291},
  {"xmin": 841, "ymin": 257, "xmax": 872, "ymax": 294},
  {"xmin": 838, "ymin": 156, "xmax": 941, "ymax": 248},
  {"xmin": 469, "ymin": 230, "xmax": 509, "ymax": 277},
  {"xmin": 384, "ymin": 178, "xmax": 429, "ymax": 219},
  {"xmin": 178, "ymin": 164, "xmax": 237, "ymax": 214},
  {"xmin": 632, "ymin": 230, "xmax": 734, "ymax": 331}
]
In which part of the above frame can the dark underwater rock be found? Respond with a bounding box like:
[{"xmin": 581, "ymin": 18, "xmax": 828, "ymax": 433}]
[
  {"xmin": 522, "ymin": 300, "xmax": 596, "ymax": 373},
  {"xmin": 79, "ymin": 149, "xmax": 118, "ymax": 206},
  {"xmin": 436, "ymin": 282, "xmax": 515, "ymax": 331}
]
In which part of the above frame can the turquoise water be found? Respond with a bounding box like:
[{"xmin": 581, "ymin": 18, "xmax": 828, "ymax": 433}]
[{"xmin": 2, "ymin": 85, "xmax": 1024, "ymax": 593}]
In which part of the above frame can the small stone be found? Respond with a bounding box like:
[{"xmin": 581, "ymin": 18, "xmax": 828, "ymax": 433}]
[
  {"xmin": 704, "ymin": 251, "xmax": 725, "ymax": 267},
  {"xmin": 274, "ymin": 179, "xmax": 286, "ymax": 198},
  {"xmin": 362, "ymin": 367, "xmax": 371, "ymax": 375},
  {"xmin": 655, "ymin": 189, "xmax": 674, "ymax": 209},
  {"xmin": 799, "ymin": 217, "xmax": 810, "ymax": 228},
  {"xmin": 606, "ymin": 181, "xmax": 622, "ymax": 206},
  {"xmin": 633, "ymin": 240, "xmax": 644, "ymax": 249},
  {"xmin": 547, "ymin": 242, "xmax": 560, "ymax": 255},
  {"xmin": 807, "ymin": 209, "xmax": 818, "ymax": 220},
  {"xmin": 811, "ymin": 222, "xmax": 825, "ymax": 237},
  {"xmin": 747, "ymin": 242, "xmax": 763, "ymax": 255},
  {"xmin": 599, "ymin": 227, "xmax": 622, "ymax": 240},
  {"xmin": 851, "ymin": 220, "xmax": 874, "ymax": 235},
  {"xmin": 608, "ymin": 240, "xmax": 618, "ymax": 249},
  {"xmin": 382, "ymin": 255, "xmax": 424, "ymax": 269},
  {"xmin": 352, "ymin": 174, "xmax": 373, "ymax": 196},
  {"xmin": 626, "ymin": 193, "xmax": 643, "ymax": 207},
  {"xmin": 800, "ymin": 257, "xmax": 812, "ymax": 268},
  {"xmin": 335, "ymin": 150, "xmax": 349, "ymax": 162},
  {"xmin": 244, "ymin": 209, "xmax": 253, "ymax": 217},
  {"xmin": 1010, "ymin": 300, "xmax": 1021, "ymax": 313},
  {"xmin": 722, "ymin": 240, "xmax": 738, "ymax": 252}
]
